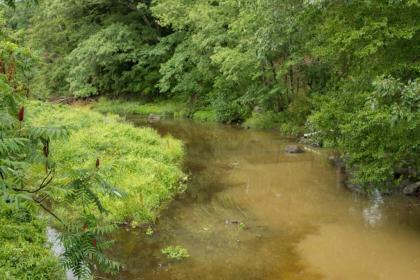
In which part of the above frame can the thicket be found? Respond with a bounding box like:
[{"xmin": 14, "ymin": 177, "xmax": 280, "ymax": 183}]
[{"xmin": 3, "ymin": 1, "xmax": 420, "ymax": 189}]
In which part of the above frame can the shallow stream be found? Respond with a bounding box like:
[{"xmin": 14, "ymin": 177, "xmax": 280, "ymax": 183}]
[{"xmin": 107, "ymin": 119, "xmax": 420, "ymax": 280}]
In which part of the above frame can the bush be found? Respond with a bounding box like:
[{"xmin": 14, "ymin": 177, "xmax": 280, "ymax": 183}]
[
  {"xmin": 0, "ymin": 202, "xmax": 64, "ymax": 280},
  {"xmin": 192, "ymin": 109, "xmax": 218, "ymax": 122},
  {"xmin": 310, "ymin": 77, "xmax": 420, "ymax": 188},
  {"xmin": 242, "ymin": 111, "xmax": 303, "ymax": 136},
  {"xmin": 242, "ymin": 111, "xmax": 282, "ymax": 130}
]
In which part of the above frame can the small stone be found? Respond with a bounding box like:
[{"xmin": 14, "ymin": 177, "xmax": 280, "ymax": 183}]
[
  {"xmin": 147, "ymin": 114, "xmax": 161, "ymax": 123},
  {"xmin": 285, "ymin": 145, "xmax": 304, "ymax": 154},
  {"xmin": 403, "ymin": 181, "xmax": 420, "ymax": 196},
  {"xmin": 344, "ymin": 180, "xmax": 364, "ymax": 193},
  {"xmin": 328, "ymin": 155, "xmax": 346, "ymax": 168}
]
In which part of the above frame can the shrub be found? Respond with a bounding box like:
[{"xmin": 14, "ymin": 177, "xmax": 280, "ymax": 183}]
[
  {"xmin": 310, "ymin": 77, "xmax": 420, "ymax": 188},
  {"xmin": 192, "ymin": 109, "xmax": 218, "ymax": 122},
  {"xmin": 0, "ymin": 202, "xmax": 64, "ymax": 280},
  {"xmin": 242, "ymin": 111, "xmax": 283, "ymax": 130}
]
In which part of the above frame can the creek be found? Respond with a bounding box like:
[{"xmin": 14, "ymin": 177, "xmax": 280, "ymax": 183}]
[{"xmin": 107, "ymin": 118, "xmax": 420, "ymax": 280}]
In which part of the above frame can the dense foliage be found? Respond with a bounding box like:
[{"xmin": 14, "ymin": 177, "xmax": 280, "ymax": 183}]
[
  {"xmin": 2, "ymin": 0, "xmax": 420, "ymax": 200},
  {"xmin": 25, "ymin": 0, "xmax": 162, "ymax": 98}
]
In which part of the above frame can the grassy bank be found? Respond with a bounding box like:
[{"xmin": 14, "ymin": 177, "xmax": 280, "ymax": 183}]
[
  {"xmin": 91, "ymin": 98, "xmax": 303, "ymax": 135},
  {"xmin": 0, "ymin": 101, "xmax": 185, "ymax": 279},
  {"xmin": 242, "ymin": 112, "xmax": 303, "ymax": 136},
  {"xmin": 91, "ymin": 98, "xmax": 222, "ymax": 123},
  {"xmin": 92, "ymin": 97, "xmax": 188, "ymax": 118},
  {"xmin": 28, "ymin": 102, "xmax": 186, "ymax": 224}
]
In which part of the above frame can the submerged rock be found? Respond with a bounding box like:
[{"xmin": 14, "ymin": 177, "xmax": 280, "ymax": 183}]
[
  {"xmin": 285, "ymin": 145, "xmax": 304, "ymax": 154},
  {"xmin": 224, "ymin": 219, "xmax": 239, "ymax": 225},
  {"xmin": 402, "ymin": 181, "xmax": 420, "ymax": 196},
  {"xmin": 299, "ymin": 136, "xmax": 321, "ymax": 147},
  {"xmin": 344, "ymin": 180, "xmax": 364, "ymax": 193},
  {"xmin": 147, "ymin": 114, "xmax": 161, "ymax": 123}
]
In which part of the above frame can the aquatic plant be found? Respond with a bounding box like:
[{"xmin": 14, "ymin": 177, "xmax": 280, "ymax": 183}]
[
  {"xmin": 145, "ymin": 226, "xmax": 154, "ymax": 236},
  {"xmin": 161, "ymin": 246, "xmax": 190, "ymax": 261}
]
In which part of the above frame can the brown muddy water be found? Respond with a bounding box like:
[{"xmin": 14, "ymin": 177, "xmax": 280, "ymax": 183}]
[{"xmin": 106, "ymin": 118, "xmax": 420, "ymax": 280}]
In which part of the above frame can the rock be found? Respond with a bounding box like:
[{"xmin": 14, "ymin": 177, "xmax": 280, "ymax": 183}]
[
  {"xmin": 399, "ymin": 179, "xmax": 413, "ymax": 189},
  {"xmin": 147, "ymin": 114, "xmax": 161, "ymax": 123},
  {"xmin": 299, "ymin": 136, "xmax": 321, "ymax": 147},
  {"xmin": 224, "ymin": 219, "xmax": 239, "ymax": 225},
  {"xmin": 299, "ymin": 131, "xmax": 322, "ymax": 147},
  {"xmin": 328, "ymin": 155, "xmax": 346, "ymax": 168},
  {"xmin": 303, "ymin": 132, "xmax": 319, "ymax": 138},
  {"xmin": 402, "ymin": 181, "xmax": 420, "ymax": 196},
  {"xmin": 344, "ymin": 180, "xmax": 364, "ymax": 193},
  {"xmin": 285, "ymin": 145, "xmax": 304, "ymax": 154}
]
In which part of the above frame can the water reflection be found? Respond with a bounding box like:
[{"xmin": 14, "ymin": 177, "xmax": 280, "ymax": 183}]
[
  {"xmin": 47, "ymin": 227, "xmax": 76, "ymax": 280},
  {"xmin": 362, "ymin": 190, "xmax": 384, "ymax": 227}
]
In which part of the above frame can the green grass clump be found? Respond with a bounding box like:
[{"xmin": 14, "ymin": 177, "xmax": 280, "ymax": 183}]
[
  {"xmin": 93, "ymin": 99, "xmax": 220, "ymax": 122},
  {"xmin": 192, "ymin": 109, "xmax": 218, "ymax": 122},
  {"xmin": 161, "ymin": 246, "xmax": 189, "ymax": 261},
  {"xmin": 0, "ymin": 202, "xmax": 64, "ymax": 280},
  {"xmin": 27, "ymin": 102, "xmax": 185, "ymax": 224},
  {"xmin": 243, "ymin": 111, "xmax": 303, "ymax": 136},
  {"xmin": 92, "ymin": 97, "xmax": 187, "ymax": 118},
  {"xmin": 242, "ymin": 111, "xmax": 283, "ymax": 130}
]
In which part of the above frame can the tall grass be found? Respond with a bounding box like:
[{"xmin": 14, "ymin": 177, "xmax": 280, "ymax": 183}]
[{"xmin": 28, "ymin": 102, "xmax": 185, "ymax": 224}]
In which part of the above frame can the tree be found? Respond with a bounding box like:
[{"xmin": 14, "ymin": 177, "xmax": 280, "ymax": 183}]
[{"xmin": 28, "ymin": 0, "xmax": 162, "ymax": 98}]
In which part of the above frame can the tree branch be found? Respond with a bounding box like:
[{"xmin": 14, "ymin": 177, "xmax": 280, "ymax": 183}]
[
  {"xmin": 36, "ymin": 200, "xmax": 63, "ymax": 223},
  {"xmin": 13, "ymin": 169, "xmax": 55, "ymax": 193}
]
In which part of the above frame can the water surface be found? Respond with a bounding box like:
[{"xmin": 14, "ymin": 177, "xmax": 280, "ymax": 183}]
[{"xmin": 107, "ymin": 119, "xmax": 420, "ymax": 280}]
